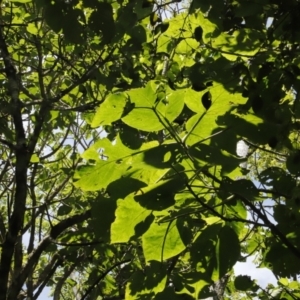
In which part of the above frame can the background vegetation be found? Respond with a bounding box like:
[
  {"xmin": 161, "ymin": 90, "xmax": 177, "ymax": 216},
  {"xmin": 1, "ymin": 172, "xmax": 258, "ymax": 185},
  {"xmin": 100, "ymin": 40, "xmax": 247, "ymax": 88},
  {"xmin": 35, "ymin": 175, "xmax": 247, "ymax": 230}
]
[{"xmin": 0, "ymin": 0, "xmax": 300, "ymax": 299}]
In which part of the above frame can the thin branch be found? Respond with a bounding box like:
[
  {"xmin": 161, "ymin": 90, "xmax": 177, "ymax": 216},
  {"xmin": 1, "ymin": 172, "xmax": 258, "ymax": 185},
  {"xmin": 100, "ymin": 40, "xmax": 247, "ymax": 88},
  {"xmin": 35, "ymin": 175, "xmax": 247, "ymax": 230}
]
[
  {"xmin": 50, "ymin": 49, "xmax": 107, "ymax": 103},
  {"xmin": 19, "ymin": 85, "xmax": 38, "ymax": 101},
  {"xmin": 32, "ymin": 259, "xmax": 61, "ymax": 300},
  {"xmin": 200, "ymin": 165, "xmax": 300, "ymax": 260},
  {"xmin": 27, "ymin": 163, "xmax": 38, "ymax": 253},
  {"xmin": 244, "ymin": 139, "xmax": 287, "ymax": 157},
  {"xmin": 39, "ymin": 126, "xmax": 71, "ymax": 160},
  {"xmin": 0, "ymin": 20, "xmax": 29, "ymax": 300},
  {"xmin": 0, "ymin": 150, "xmax": 13, "ymax": 184},
  {"xmin": 13, "ymin": 236, "xmax": 23, "ymax": 284},
  {"xmin": 80, "ymin": 259, "xmax": 131, "ymax": 300},
  {"xmin": 32, "ymin": 253, "xmax": 61, "ymax": 291},
  {"xmin": 53, "ymin": 255, "xmax": 83, "ymax": 300},
  {"xmin": 185, "ymin": 181, "xmax": 268, "ymax": 227},
  {"xmin": 53, "ymin": 101, "xmax": 99, "ymax": 112},
  {"xmin": 0, "ymin": 212, "xmax": 6, "ymax": 244},
  {"xmin": 239, "ymin": 195, "xmax": 300, "ymax": 260},
  {"xmin": 0, "ymin": 138, "xmax": 15, "ymax": 149},
  {"xmin": 52, "ymin": 240, "xmax": 103, "ymax": 247},
  {"xmin": 22, "ymin": 173, "xmax": 72, "ymax": 234},
  {"xmin": 8, "ymin": 210, "xmax": 91, "ymax": 300}
]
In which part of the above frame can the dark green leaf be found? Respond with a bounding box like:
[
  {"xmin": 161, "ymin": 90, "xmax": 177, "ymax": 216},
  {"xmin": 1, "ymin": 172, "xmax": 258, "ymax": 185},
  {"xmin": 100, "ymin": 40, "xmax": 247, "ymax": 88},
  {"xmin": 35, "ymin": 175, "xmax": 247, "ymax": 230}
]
[
  {"xmin": 57, "ymin": 205, "xmax": 72, "ymax": 216},
  {"xmin": 194, "ymin": 26, "xmax": 203, "ymax": 42},
  {"xmin": 234, "ymin": 275, "xmax": 255, "ymax": 291}
]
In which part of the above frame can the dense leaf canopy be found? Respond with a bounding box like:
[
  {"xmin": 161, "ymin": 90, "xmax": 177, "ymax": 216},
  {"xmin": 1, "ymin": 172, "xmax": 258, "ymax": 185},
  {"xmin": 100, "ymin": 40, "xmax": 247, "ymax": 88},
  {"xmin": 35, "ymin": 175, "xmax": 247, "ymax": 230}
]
[{"xmin": 0, "ymin": 0, "xmax": 300, "ymax": 299}]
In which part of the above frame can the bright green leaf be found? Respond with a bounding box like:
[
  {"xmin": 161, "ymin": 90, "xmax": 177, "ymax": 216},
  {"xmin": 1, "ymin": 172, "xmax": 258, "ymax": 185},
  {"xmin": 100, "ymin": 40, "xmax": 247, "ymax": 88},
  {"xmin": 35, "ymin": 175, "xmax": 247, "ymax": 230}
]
[
  {"xmin": 142, "ymin": 220, "xmax": 186, "ymax": 262},
  {"xmin": 74, "ymin": 160, "xmax": 125, "ymax": 191},
  {"xmin": 30, "ymin": 154, "xmax": 40, "ymax": 163},
  {"xmin": 10, "ymin": 0, "xmax": 32, "ymax": 2},
  {"xmin": 122, "ymin": 81, "xmax": 164, "ymax": 131},
  {"xmin": 92, "ymin": 93, "xmax": 128, "ymax": 127},
  {"xmin": 125, "ymin": 262, "xmax": 167, "ymax": 299},
  {"xmin": 111, "ymin": 194, "xmax": 152, "ymax": 243},
  {"xmin": 26, "ymin": 23, "xmax": 38, "ymax": 35}
]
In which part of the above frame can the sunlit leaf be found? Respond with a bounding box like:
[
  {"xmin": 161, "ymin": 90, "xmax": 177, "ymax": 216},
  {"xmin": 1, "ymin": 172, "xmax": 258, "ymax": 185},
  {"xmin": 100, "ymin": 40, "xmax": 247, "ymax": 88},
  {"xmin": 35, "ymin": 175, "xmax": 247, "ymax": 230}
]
[
  {"xmin": 142, "ymin": 220, "xmax": 186, "ymax": 262},
  {"xmin": 92, "ymin": 93, "xmax": 128, "ymax": 127},
  {"xmin": 111, "ymin": 194, "xmax": 152, "ymax": 243}
]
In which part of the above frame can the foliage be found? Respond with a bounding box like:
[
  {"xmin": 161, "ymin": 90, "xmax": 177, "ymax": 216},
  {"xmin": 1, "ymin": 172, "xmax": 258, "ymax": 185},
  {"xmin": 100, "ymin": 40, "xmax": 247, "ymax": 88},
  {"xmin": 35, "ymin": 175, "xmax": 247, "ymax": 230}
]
[{"xmin": 1, "ymin": 0, "xmax": 300, "ymax": 299}]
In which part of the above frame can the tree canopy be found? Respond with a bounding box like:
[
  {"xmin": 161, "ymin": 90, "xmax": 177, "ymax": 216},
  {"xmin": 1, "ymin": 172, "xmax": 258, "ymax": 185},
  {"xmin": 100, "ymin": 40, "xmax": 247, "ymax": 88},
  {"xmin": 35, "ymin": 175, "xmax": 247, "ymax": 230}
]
[{"xmin": 0, "ymin": 0, "xmax": 300, "ymax": 299}]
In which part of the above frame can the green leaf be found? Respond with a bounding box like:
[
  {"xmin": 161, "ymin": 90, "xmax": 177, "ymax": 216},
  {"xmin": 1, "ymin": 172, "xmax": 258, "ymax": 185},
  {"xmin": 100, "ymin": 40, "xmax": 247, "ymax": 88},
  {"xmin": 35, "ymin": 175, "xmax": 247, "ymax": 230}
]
[
  {"xmin": 74, "ymin": 160, "xmax": 126, "ymax": 191},
  {"xmin": 111, "ymin": 194, "xmax": 152, "ymax": 243},
  {"xmin": 142, "ymin": 220, "xmax": 186, "ymax": 262},
  {"xmin": 30, "ymin": 154, "xmax": 40, "ymax": 163},
  {"xmin": 10, "ymin": 0, "xmax": 32, "ymax": 2},
  {"xmin": 234, "ymin": 275, "xmax": 255, "ymax": 291},
  {"xmin": 119, "ymin": 124, "xmax": 143, "ymax": 149},
  {"xmin": 224, "ymin": 198, "xmax": 247, "ymax": 237},
  {"xmin": 44, "ymin": 3, "xmax": 65, "ymax": 33},
  {"xmin": 184, "ymin": 89, "xmax": 206, "ymax": 113},
  {"xmin": 57, "ymin": 204, "xmax": 72, "ymax": 216},
  {"xmin": 134, "ymin": 174, "xmax": 185, "ymax": 210},
  {"xmin": 189, "ymin": 11, "xmax": 220, "ymax": 44},
  {"xmin": 107, "ymin": 177, "xmax": 147, "ymax": 200},
  {"xmin": 263, "ymin": 242, "xmax": 300, "ymax": 277},
  {"xmin": 185, "ymin": 84, "xmax": 246, "ymax": 145},
  {"xmin": 155, "ymin": 287, "xmax": 182, "ymax": 300},
  {"xmin": 92, "ymin": 93, "xmax": 128, "ymax": 127},
  {"xmin": 62, "ymin": 9, "xmax": 85, "ymax": 44},
  {"xmin": 176, "ymin": 38, "xmax": 199, "ymax": 54},
  {"xmin": 122, "ymin": 81, "xmax": 164, "ymax": 131},
  {"xmin": 88, "ymin": 2, "xmax": 115, "ymax": 43},
  {"xmin": 155, "ymin": 22, "xmax": 169, "ymax": 34},
  {"xmin": 212, "ymin": 29, "xmax": 264, "ymax": 58},
  {"xmin": 221, "ymin": 177, "xmax": 259, "ymax": 201},
  {"xmin": 172, "ymin": 272, "xmax": 210, "ymax": 299},
  {"xmin": 128, "ymin": 24, "xmax": 147, "ymax": 44},
  {"xmin": 201, "ymin": 91, "xmax": 212, "ymax": 110},
  {"xmin": 189, "ymin": 143, "xmax": 242, "ymax": 174},
  {"xmin": 90, "ymin": 195, "xmax": 117, "ymax": 241},
  {"xmin": 215, "ymin": 225, "xmax": 240, "ymax": 279},
  {"xmin": 190, "ymin": 223, "xmax": 222, "ymax": 279},
  {"xmin": 125, "ymin": 262, "xmax": 167, "ymax": 299},
  {"xmin": 286, "ymin": 151, "xmax": 300, "ymax": 175},
  {"xmin": 278, "ymin": 277, "xmax": 289, "ymax": 287},
  {"xmin": 194, "ymin": 26, "xmax": 203, "ymax": 42},
  {"xmin": 216, "ymin": 112, "xmax": 279, "ymax": 145},
  {"xmin": 163, "ymin": 89, "xmax": 185, "ymax": 122},
  {"xmin": 26, "ymin": 23, "xmax": 38, "ymax": 35}
]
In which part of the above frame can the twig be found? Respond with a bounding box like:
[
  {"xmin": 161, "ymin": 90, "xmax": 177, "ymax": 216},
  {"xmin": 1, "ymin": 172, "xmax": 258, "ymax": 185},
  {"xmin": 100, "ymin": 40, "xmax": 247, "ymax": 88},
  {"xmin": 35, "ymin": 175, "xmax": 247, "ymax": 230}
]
[{"xmin": 80, "ymin": 259, "xmax": 131, "ymax": 300}]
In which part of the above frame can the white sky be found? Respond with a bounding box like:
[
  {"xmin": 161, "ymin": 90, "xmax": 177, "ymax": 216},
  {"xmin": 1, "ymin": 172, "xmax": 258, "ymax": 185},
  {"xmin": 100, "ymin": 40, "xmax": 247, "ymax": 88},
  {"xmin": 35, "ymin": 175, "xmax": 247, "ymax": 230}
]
[{"xmin": 234, "ymin": 257, "xmax": 277, "ymax": 289}]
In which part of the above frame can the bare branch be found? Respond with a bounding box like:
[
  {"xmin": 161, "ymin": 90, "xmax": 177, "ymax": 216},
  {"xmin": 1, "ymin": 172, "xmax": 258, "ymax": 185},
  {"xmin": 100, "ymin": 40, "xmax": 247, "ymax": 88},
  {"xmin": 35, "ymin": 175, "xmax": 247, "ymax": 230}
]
[
  {"xmin": 32, "ymin": 260, "xmax": 61, "ymax": 300},
  {"xmin": 0, "ymin": 20, "xmax": 29, "ymax": 300},
  {"xmin": 53, "ymin": 253, "xmax": 85, "ymax": 300},
  {"xmin": 80, "ymin": 259, "xmax": 131, "ymax": 300},
  {"xmin": 8, "ymin": 209, "xmax": 91, "ymax": 300},
  {"xmin": 0, "ymin": 138, "xmax": 15, "ymax": 149}
]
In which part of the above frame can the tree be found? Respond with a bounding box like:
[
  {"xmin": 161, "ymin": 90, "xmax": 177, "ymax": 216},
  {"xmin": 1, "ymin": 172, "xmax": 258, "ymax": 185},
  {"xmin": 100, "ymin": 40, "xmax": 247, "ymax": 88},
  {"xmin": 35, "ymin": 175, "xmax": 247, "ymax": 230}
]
[{"xmin": 1, "ymin": 0, "xmax": 300, "ymax": 299}]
